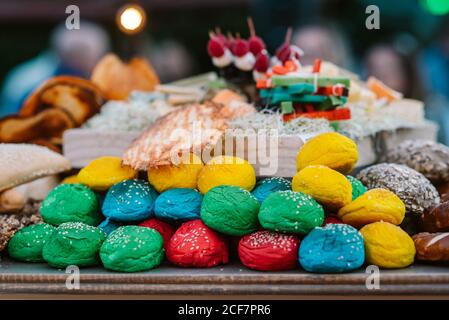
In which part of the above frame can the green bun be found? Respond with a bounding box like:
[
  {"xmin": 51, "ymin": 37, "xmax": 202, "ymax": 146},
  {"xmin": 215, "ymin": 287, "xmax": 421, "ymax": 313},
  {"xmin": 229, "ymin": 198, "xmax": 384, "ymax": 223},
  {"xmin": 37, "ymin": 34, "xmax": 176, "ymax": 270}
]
[
  {"xmin": 258, "ymin": 190, "xmax": 324, "ymax": 234},
  {"xmin": 40, "ymin": 184, "xmax": 101, "ymax": 226},
  {"xmin": 201, "ymin": 185, "xmax": 260, "ymax": 236},
  {"xmin": 43, "ymin": 222, "xmax": 106, "ymax": 268},
  {"xmin": 8, "ymin": 224, "xmax": 56, "ymax": 262},
  {"xmin": 100, "ymin": 226, "xmax": 164, "ymax": 272},
  {"xmin": 346, "ymin": 175, "xmax": 367, "ymax": 200}
]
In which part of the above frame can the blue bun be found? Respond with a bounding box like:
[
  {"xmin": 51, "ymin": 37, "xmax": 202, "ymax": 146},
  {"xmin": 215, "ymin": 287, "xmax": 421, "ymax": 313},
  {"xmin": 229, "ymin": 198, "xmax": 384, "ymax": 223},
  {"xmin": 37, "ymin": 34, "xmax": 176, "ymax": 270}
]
[
  {"xmin": 154, "ymin": 188, "xmax": 202, "ymax": 222},
  {"xmin": 98, "ymin": 218, "xmax": 122, "ymax": 235},
  {"xmin": 102, "ymin": 179, "xmax": 158, "ymax": 222},
  {"xmin": 252, "ymin": 177, "xmax": 291, "ymax": 203},
  {"xmin": 299, "ymin": 224, "xmax": 364, "ymax": 273}
]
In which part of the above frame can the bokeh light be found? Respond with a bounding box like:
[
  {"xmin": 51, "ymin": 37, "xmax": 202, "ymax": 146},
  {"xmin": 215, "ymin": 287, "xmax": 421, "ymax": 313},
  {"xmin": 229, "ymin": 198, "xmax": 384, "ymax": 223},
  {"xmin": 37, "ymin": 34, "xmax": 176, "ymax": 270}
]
[
  {"xmin": 420, "ymin": 0, "xmax": 449, "ymax": 16},
  {"xmin": 116, "ymin": 4, "xmax": 147, "ymax": 34}
]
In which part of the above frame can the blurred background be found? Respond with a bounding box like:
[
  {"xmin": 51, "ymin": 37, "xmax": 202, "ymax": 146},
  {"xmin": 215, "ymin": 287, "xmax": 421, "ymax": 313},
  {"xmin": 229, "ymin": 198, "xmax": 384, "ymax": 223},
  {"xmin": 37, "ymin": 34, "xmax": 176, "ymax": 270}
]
[{"xmin": 0, "ymin": 0, "xmax": 448, "ymax": 140}]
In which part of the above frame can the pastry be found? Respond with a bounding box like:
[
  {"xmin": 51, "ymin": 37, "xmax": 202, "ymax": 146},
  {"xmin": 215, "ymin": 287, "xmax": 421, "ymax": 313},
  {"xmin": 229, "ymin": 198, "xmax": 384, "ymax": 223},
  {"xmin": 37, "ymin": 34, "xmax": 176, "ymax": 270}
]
[
  {"xmin": 338, "ymin": 188, "xmax": 405, "ymax": 228},
  {"xmin": 154, "ymin": 188, "xmax": 202, "ymax": 222},
  {"xmin": 122, "ymin": 102, "xmax": 228, "ymax": 169},
  {"xmin": 102, "ymin": 179, "xmax": 158, "ymax": 222},
  {"xmin": 238, "ymin": 231, "xmax": 299, "ymax": 271},
  {"xmin": 258, "ymin": 190, "xmax": 324, "ymax": 234},
  {"xmin": 385, "ymin": 140, "xmax": 449, "ymax": 184},
  {"xmin": 413, "ymin": 232, "xmax": 449, "ymax": 262},
  {"xmin": 7, "ymin": 223, "xmax": 55, "ymax": 262},
  {"xmin": 100, "ymin": 226, "xmax": 164, "ymax": 272},
  {"xmin": 40, "ymin": 184, "xmax": 101, "ymax": 226},
  {"xmin": 77, "ymin": 156, "xmax": 137, "ymax": 191},
  {"xmin": 296, "ymin": 132, "xmax": 358, "ymax": 174},
  {"xmin": 201, "ymin": 185, "xmax": 260, "ymax": 236},
  {"xmin": 357, "ymin": 163, "xmax": 440, "ymax": 215},
  {"xmin": 0, "ymin": 143, "xmax": 71, "ymax": 193},
  {"xmin": 360, "ymin": 221, "xmax": 415, "ymax": 269},
  {"xmin": 251, "ymin": 177, "xmax": 291, "ymax": 203},
  {"xmin": 166, "ymin": 219, "xmax": 228, "ymax": 268},
  {"xmin": 299, "ymin": 224, "xmax": 364, "ymax": 273},
  {"xmin": 91, "ymin": 54, "xmax": 160, "ymax": 100},
  {"xmin": 292, "ymin": 165, "xmax": 352, "ymax": 211},
  {"xmin": 43, "ymin": 222, "xmax": 106, "ymax": 268},
  {"xmin": 197, "ymin": 155, "xmax": 256, "ymax": 194},
  {"xmin": 419, "ymin": 201, "xmax": 449, "ymax": 232}
]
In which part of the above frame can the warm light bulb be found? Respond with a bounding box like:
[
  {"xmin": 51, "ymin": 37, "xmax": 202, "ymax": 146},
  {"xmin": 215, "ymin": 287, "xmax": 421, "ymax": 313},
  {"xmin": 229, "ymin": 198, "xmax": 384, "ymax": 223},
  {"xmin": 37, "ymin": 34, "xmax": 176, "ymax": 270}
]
[{"xmin": 116, "ymin": 4, "xmax": 146, "ymax": 34}]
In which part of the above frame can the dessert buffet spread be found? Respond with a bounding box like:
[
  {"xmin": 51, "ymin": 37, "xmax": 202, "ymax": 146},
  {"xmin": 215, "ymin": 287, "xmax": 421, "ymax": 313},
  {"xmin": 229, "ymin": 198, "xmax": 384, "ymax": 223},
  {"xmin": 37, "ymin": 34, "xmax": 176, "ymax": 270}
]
[
  {"xmin": 1, "ymin": 19, "xmax": 449, "ymax": 295},
  {"xmin": 2, "ymin": 131, "xmax": 449, "ymax": 276}
]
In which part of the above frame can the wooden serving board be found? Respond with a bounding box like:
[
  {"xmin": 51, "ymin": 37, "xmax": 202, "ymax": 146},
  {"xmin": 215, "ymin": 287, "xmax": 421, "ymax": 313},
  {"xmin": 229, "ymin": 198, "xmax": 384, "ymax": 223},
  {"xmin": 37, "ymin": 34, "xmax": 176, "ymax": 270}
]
[{"xmin": 63, "ymin": 122, "xmax": 437, "ymax": 176}]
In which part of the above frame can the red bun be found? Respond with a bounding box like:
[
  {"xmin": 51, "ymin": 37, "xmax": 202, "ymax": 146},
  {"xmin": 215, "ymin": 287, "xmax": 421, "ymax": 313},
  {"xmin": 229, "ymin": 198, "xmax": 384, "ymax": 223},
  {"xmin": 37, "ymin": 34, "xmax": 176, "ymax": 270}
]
[
  {"xmin": 139, "ymin": 218, "xmax": 175, "ymax": 250},
  {"xmin": 238, "ymin": 231, "xmax": 300, "ymax": 271},
  {"xmin": 322, "ymin": 215, "xmax": 344, "ymax": 226},
  {"xmin": 166, "ymin": 219, "xmax": 229, "ymax": 268}
]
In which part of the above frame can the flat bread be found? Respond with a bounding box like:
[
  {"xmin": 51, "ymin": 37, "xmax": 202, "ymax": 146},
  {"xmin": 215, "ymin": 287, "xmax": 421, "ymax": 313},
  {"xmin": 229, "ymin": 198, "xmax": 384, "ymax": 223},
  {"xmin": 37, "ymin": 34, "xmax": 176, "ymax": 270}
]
[
  {"xmin": 0, "ymin": 144, "xmax": 71, "ymax": 192},
  {"xmin": 122, "ymin": 102, "xmax": 228, "ymax": 169}
]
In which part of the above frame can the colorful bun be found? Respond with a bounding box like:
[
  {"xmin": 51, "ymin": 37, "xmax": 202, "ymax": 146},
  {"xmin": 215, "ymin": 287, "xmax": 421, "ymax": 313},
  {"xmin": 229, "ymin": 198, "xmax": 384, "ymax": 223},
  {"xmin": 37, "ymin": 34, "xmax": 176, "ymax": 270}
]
[
  {"xmin": 8, "ymin": 223, "xmax": 56, "ymax": 262},
  {"xmin": 40, "ymin": 184, "xmax": 101, "ymax": 226},
  {"xmin": 258, "ymin": 190, "xmax": 324, "ymax": 234},
  {"xmin": 147, "ymin": 153, "xmax": 203, "ymax": 193},
  {"xmin": 292, "ymin": 165, "xmax": 352, "ymax": 210},
  {"xmin": 251, "ymin": 177, "xmax": 291, "ymax": 203},
  {"xmin": 296, "ymin": 132, "xmax": 358, "ymax": 174},
  {"xmin": 238, "ymin": 231, "xmax": 299, "ymax": 271},
  {"xmin": 77, "ymin": 156, "xmax": 136, "ymax": 191},
  {"xmin": 100, "ymin": 226, "xmax": 164, "ymax": 272},
  {"xmin": 346, "ymin": 175, "xmax": 367, "ymax": 200},
  {"xmin": 360, "ymin": 221, "xmax": 415, "ymax": 269},
  {"xmin": 338, "ymin": 188, "xmax": 405, "ymax": 228},
  {"xmin": 139, "ymin": 218, "xmax": 175, "ymax": 250},
  {"xmin": 201, "ymin": 185, "xmax": 260, "ymax": 236},
  {"xmin": 43, "ymin": 222, "xmax": 106, "ymax": 268},
  {"xmin": 102, "ymin": 179, "xmax": 158, "ymax": 222},
  {"xmin": 299, "ymin": 224, "xmax": 364, "ymax": 273},
  {"xmin": 154, "ymin": 188, "xmax": 202, "ymax": 222},
  {"xmin": 197, "ymin": 156, "xmax": 256, "ymax": 194},
  {"xmin": 166, "ymin": 219, "xmax": 228, "ymax": 268}
]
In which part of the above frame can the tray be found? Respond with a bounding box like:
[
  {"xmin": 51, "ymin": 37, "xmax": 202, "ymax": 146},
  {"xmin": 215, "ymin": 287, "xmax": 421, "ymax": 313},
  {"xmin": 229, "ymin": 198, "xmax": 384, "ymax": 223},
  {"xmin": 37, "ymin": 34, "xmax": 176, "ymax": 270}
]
[{"xmin": 1, "ymin": 259, "xmax": 449, "ymax": 298}]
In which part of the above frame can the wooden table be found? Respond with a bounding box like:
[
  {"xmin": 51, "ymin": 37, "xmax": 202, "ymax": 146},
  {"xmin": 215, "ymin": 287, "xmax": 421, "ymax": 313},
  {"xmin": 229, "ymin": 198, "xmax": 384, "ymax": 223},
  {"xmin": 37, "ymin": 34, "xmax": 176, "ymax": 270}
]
[{"xmin": 1, "ymin": 259, "xmax": 449, "ymax": 298}]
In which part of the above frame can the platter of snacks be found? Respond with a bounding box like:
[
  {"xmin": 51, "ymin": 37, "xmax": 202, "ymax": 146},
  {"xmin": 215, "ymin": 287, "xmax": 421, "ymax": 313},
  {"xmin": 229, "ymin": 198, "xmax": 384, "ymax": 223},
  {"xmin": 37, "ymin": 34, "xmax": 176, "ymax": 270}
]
[{"xmin": 1, "ymin": 20, "xmax": 449, "ymax": 298}]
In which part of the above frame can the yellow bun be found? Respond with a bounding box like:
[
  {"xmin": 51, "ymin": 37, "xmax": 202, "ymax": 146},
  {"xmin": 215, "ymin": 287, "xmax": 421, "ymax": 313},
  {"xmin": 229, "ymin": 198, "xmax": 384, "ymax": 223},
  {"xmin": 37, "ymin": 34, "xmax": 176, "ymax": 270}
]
[
  {"xmin": 292, "ymin": 165, "xmax": 352, "ymax": 210},
  {"xmin": 61, "ymin": 174, "xmax": 80, "ymax": 184},
  {"xmin": 338, "ymin": 188, "xmax": 405, "ymax": 228},
  {"xmin": 197, "ymin": 155, "xmax": 256, "ymax": 194},
  {"xmin": 77, "ymin": 156, "xmax": 136, "ymax": 191},
  {"xmin": 296, "ymin": 132, "xmax": 358, "ymax": 174},
  {"xmin": 147, "ymin": 153, "xmax": 203, "ymax": 193},
  {"xmin": 360, "ymin": 221, "xmax": 415, "ymax": 269}
]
